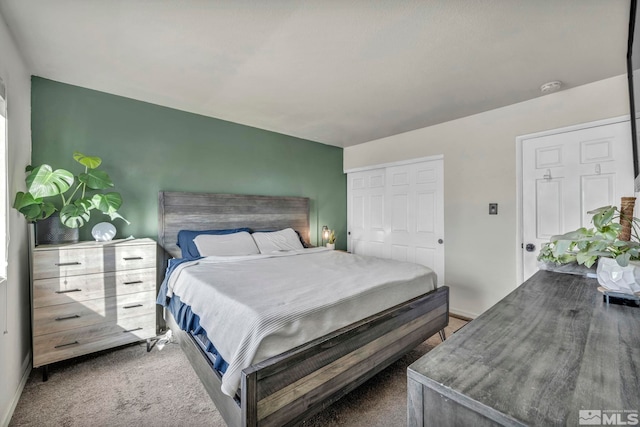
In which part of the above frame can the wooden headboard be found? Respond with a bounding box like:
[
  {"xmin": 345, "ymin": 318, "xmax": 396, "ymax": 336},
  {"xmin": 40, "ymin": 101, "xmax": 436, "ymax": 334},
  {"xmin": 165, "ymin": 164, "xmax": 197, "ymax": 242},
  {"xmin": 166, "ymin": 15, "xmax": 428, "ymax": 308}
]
[{"xmin": 157, "ymin": 191, "xmax": 310, "ymax": 259}]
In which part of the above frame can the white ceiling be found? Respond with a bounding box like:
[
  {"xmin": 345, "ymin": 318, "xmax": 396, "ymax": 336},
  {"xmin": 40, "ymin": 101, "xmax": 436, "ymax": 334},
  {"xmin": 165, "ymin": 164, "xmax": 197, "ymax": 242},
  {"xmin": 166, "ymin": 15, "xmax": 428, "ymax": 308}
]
[{"xmin": 0, "ymin": 0, "xmax": 631, "ymax": 147}]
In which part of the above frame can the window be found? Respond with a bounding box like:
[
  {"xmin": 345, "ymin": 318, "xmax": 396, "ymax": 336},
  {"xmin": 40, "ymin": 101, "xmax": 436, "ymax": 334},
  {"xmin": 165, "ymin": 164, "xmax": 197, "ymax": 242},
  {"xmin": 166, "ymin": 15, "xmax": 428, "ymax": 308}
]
[{"xmin": 0, "ymin": 77, "xmax": 6, "ymax": 281}]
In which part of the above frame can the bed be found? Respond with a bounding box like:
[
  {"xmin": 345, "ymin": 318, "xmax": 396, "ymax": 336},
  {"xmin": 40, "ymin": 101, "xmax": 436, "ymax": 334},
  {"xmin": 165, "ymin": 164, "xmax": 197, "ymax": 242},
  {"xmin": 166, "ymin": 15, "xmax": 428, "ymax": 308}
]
[{"xmin": 157, "ymin": 191, "xmax": 449, "ymax": 427}]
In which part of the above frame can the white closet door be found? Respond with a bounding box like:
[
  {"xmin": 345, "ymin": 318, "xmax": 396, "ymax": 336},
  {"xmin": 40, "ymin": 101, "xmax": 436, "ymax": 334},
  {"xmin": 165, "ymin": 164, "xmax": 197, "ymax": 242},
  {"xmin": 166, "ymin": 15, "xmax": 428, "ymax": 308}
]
[
  {"xmin": 347, "ymin": 168, "xmax": 387, "ymax": 258},
  {"xmin": 347, "ymin": 158, "xmax": 445, "ymax": 285}
]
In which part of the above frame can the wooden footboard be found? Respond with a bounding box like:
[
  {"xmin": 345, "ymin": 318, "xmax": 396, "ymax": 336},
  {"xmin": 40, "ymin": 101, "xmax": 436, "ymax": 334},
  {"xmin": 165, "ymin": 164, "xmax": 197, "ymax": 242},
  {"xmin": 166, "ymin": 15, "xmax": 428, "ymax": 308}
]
[
  {"xmin": 166, "ymin": 286, "xmax": 449, "ymax": 427},
  {"xmin": 165, "ymin": 308, "xmax": 243, "ymax": 425}
]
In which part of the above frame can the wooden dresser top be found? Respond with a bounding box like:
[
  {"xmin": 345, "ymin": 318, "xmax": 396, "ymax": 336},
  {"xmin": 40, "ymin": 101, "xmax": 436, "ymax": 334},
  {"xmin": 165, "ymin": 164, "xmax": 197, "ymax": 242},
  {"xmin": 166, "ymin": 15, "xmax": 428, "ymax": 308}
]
[
  {"xmin": 408, "ymin": 270, "xmax": 640, "ymax": 425},
  {"xmin": 33, "ymin": 237, "xmax": 156, "ymax": 251}
]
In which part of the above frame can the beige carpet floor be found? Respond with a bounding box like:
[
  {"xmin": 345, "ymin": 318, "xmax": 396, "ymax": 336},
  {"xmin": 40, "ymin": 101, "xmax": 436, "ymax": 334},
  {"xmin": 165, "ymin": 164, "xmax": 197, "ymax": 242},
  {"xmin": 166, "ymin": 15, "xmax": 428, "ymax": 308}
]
[{"xmin": 9, "ymin": 317, "xmax": 467, "ymax": 427}]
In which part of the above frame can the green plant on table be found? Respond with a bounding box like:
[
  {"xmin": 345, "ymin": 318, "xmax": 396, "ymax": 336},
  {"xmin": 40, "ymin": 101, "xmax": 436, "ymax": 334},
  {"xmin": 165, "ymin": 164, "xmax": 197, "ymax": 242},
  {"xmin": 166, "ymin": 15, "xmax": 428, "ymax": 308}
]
[
  {"xmin": 537, "ymin": 205, "xmax": 640, "ymax": 268},
  {"xmin": 12, "ymin": 151, "xmax": 129, "ymax": 228}
]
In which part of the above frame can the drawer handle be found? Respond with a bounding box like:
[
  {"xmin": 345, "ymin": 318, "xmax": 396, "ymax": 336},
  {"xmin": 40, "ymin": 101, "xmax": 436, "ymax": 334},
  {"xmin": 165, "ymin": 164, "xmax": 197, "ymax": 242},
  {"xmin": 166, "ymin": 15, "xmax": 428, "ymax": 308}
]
[
  {"xmin": 55, "ymin": 314, "xmax": 81, "ymax": 321},
  {"xmin": 123, "ymin": 304, "xmax": 143, "ymax": 309},
  {"xmin": 123, "ymin": 327, "xmax": 143, "ymax": 333},
  {"xmin": 123, "ymin": 280, "xmax": 143, "ymax": 285},
  {"xmin": 55, "ymin": 340, "xmax": 79, "ymax": 349},
  {"xmin": 55, "ymin": 262, "xmax": 81, "ymax": 266},
  {"xmin": 55, "ymin": 289, "xmax": 82, "ymax": 294},
  {"xmin": 123, "ymin": 257, "xmax": 143, "ymax": 261}
]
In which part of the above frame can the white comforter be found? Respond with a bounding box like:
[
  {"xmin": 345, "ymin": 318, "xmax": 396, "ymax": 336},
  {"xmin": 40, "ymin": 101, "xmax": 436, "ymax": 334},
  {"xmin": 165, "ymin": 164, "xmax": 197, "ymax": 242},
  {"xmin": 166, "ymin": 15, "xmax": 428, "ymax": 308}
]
[{"xmin": 166, "ymin": 248, "xmax": 437, "ymax": 397}]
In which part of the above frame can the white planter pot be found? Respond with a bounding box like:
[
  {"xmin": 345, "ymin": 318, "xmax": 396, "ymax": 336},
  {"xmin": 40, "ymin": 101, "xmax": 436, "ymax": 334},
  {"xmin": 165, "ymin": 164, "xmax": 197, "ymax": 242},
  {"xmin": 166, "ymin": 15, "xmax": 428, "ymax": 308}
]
[
  {"xmin": 596, "ymin": 257, "xmax": 640, "ymax": 295},
  {"xmin": 326, "ymin": 243, "xmax": 335, "ymax": 250}
]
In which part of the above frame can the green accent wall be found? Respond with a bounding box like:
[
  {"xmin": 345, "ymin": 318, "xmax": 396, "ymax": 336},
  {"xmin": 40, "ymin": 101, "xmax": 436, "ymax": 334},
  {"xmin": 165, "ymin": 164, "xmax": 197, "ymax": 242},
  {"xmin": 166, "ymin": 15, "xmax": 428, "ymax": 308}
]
[{"xmin": 31, "ymin": 77, "xmax": 346, "ymax": 248}]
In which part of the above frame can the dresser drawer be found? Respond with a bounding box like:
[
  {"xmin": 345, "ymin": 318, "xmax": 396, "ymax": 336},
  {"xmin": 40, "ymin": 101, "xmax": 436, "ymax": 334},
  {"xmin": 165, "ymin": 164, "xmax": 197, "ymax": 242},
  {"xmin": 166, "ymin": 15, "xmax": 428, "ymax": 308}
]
[
  {"xmin": 33, "ymin": 316, "xmax": 156, "ymax": 367},
  {"xmin": 33, "ymin": 291, "xmax": 156, "ymax": 336},
  {"xmin": 33, "ymin": 268, "xmax": 156, "ymax": 308},
  {"xmin": 33, "ymin": 243, "xmax": 156, "ymax": 280}
]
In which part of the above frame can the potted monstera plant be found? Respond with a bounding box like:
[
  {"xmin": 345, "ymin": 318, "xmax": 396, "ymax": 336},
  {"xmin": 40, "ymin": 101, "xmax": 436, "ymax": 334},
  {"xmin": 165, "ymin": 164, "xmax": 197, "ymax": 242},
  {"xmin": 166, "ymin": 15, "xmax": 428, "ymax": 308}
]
[
  {"xmin": 537, "ymin": 198, "xmax": 640, "ymax": 296},
  {"xmin": 13, "ymin": 151, "xmax": 129, "ymax": 244}
]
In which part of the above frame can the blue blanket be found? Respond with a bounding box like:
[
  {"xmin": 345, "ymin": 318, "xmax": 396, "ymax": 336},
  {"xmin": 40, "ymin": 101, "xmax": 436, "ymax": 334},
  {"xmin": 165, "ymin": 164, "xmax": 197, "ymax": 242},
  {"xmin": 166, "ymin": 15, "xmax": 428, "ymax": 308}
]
[{"xmin": 156, "ymin": 257, "xmax": 228, "ymax": 373}]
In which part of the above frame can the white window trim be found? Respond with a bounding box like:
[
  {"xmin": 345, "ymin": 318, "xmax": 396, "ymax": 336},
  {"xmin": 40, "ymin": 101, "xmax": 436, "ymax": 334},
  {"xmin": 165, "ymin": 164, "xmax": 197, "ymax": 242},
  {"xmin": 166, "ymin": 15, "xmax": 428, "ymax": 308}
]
[{"xmin": 0, "ymin": 76, "xmax": 7, "ymax": 281}]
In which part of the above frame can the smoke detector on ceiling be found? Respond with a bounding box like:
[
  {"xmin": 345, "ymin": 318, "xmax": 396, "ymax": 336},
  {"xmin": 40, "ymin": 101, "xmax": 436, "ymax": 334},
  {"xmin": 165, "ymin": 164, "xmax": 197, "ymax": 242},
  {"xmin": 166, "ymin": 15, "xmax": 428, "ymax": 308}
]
[{"xmin": 540, "ymin": 81, "xmax": 562, "ymax": 94}]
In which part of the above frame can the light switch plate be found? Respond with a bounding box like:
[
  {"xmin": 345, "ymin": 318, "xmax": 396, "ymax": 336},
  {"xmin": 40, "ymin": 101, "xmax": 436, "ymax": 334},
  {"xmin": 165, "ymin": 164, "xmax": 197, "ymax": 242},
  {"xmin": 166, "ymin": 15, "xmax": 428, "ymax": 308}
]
[{"xmin": 489, "ymin": 203, "xmax": 498, "ymax": 215}]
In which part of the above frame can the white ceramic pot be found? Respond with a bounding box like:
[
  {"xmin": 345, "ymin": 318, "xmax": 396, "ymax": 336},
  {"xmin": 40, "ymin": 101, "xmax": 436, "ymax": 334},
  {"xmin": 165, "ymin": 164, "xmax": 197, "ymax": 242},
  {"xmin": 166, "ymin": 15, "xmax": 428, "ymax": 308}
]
[
  {"xmin": 326, "ymin": 243, "xmax": 335, "ymax": 250},
  {"xmin": 596, "ymin": 257, "xmax": 640, "ymax": 295}
]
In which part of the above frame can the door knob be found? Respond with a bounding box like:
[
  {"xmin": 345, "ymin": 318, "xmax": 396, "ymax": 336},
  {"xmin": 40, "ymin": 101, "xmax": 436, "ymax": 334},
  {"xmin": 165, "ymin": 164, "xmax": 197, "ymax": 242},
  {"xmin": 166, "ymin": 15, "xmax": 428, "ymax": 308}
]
[
  {"xmin": 438, "ymin": 239, "xmax": 444, "ymax": 244},
  {"xmin": 525, "ymin": 243, "xmax": 536, "ymax": 252}
]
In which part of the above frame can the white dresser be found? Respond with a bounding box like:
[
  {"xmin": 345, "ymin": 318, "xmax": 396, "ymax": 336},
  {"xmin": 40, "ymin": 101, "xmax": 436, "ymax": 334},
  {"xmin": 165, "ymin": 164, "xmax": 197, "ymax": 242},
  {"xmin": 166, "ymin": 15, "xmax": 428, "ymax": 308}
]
[{"xmin": 30, "ymin": 236, "xmax": 157, "ymax": 376}]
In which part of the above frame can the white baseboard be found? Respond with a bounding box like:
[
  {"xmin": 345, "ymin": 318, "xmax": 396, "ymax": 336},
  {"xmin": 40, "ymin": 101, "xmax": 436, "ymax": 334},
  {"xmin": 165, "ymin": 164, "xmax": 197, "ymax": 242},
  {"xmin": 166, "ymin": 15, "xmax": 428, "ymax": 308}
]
[
  {"xmin": 450, "ymin": 307, "xmax": 478, "ymax": 320},
  {"xmin": 1, "ymin": 352, "xmax": 31, "ymax": 427}
]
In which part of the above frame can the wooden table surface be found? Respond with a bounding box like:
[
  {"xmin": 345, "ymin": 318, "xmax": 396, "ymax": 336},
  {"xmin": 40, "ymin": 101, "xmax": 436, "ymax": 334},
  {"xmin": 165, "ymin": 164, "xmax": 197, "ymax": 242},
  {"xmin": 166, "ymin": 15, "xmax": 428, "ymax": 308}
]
[{"xmin": 408, "ymin": 270, "xmax": 640, "ymax": 426}]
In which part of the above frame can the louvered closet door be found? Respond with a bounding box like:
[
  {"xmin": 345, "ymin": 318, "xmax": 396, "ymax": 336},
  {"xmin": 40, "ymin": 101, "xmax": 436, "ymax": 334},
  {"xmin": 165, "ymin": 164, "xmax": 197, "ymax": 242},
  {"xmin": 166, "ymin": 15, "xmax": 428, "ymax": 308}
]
[{"xmin": 347, "ymin": 158, "xmax": 445, "ymax": 285}]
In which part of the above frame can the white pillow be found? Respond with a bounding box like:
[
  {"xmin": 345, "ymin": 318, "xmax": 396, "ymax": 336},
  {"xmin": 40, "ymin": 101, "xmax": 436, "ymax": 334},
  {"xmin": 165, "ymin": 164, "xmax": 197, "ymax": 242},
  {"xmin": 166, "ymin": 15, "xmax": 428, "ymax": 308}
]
[
  {"xmin": 251, "ymin": 228, "xmax": 304, "ymax": 254},
  {"xmin": 193, "ymin": 231, "xmax": 260, "ymax": 256}
]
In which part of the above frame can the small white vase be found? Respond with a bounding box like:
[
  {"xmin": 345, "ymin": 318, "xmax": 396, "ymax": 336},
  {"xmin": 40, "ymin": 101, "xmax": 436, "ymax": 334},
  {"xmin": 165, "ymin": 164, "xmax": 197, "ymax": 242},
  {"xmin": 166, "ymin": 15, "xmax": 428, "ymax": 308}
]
[
  {"xmin": 326, "ymin": 243, "xmax": 335, "ymax": 250},
  {"xmin": 596, "ymin": 257, "xmax": 640, "ymax": 295}
]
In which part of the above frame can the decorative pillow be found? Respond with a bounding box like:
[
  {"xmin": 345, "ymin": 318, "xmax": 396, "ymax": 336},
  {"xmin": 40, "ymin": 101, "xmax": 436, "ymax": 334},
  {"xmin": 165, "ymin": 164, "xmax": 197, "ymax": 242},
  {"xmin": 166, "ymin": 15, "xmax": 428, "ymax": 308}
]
[
  {"xmin": 251, "ymin": 228, "xmax": 305, "ymax": 253},
  {"xmin": 193, "ymin": 231, "xmax": 260, "ymax": 257},
  {"xmin": 176, "ymin": 228, "xmax": 251, "ymax": 259}
]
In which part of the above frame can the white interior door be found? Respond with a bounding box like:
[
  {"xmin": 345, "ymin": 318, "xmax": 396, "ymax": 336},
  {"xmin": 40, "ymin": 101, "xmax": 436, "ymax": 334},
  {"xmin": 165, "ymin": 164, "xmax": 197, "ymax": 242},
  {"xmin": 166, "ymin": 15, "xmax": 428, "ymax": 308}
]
[
  {"xmin": 347, "ymin": 158, "xmax": 445, "ymax": 285},
  {"xmin": 347, "ymin": 168, "xmax": 386, "ymax": 258},
  {"xmin": 522, "ymin": 121, "xmax": 634, "ymax": 281}
]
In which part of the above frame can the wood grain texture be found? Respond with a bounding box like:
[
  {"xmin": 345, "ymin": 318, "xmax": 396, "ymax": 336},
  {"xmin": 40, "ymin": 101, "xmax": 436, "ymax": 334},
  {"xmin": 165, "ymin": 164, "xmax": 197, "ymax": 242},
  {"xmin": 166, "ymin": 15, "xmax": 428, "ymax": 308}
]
[
  {"xmin": 33, "ymin": 268, "xmax": 156, "ymax": 308},
  {"xmin": 32, "ymin": 238, "xmax": 156, "ymax": 280},
  {"xmin": 407, "ymin": 270, "xmax": 640, "ymax": 426},
  {"xmin": 243, "ymin": 287, "xmax": 449, "ymax": 427},
  {"xmin": 165, "ymin": 309, "xmax": 242, "ymax": 427},
  {"xmin": 257, "ymin": 303, "xmax": 448, "ymax": 427},
  {"xmin": 256, "ymin": 304, "xmax": 443, "ymax": 414},
  {"xmin": 158, "ymin": 192, "xmax": 310, "ymax": 259},
  {"xmin": 33, "ymin": 316, "xmax": 155, "ymax": 366},
  {"xmin": 33, "ymin": 291, "xmax": 156, "ymax": 336}
]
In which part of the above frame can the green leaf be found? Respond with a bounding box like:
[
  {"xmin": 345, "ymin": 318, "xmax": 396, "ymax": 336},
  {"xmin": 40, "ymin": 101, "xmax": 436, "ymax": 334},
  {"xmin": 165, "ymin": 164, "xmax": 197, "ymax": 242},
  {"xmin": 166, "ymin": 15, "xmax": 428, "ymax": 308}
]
[
  {"xmin": 615, "ymin": 253, "xmax": 631, "ymax": 267},
  {"xmin": 552, "ymin": 240, "xmax": 572, "ymax": 257},
  {"xmin": 586, "ymin": 250, "xmax": 613, "ymax": 257},
  {"xmin": 73, "ymin": 152, "xmax": 102, "ymax": 169},
  {"xmin": 107, "ymin": 211, "xmax": 130, "ymax": 225},
  {"xmin": 60, "ymin": 200, "xmax": 92, "ymax": 228},
  {"xmin": 25, "ymin": 165, "xmax": 74, "ymax": 199},
  {"xmin": 592, "ymin": 206, "xmax": 616, "ymax": 230},
  {"xmin": 91, "ymin": 192, "xmax": 122, "ymax": 213},
  {"xmin": 589, "ymin": 241, "xmax": 608, "ymax": 252},
  {"xmin": 576, "ymin": 251, "xmax": 595, "ymax": 265},
  {"xmin": 13, "ymin": 191, "xmax": 39, "ymax": 210},
  {"xmin": 552, "ymin": 229, "xmax": 590, "ymax": 241},
  {"xmin": 558, "ymin": 254, "xmax": 577, "ymax": 264},
  {"xmin": 587, "ymin": 206, "xmax": 612, "ymax": 215},
  {"xmin": 18, "ymin": 201, "xmax": 56, "ymax": 222},
  {"xmin": 78, "ymin": 170, "xmax": 113, "ymax": 190}
]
